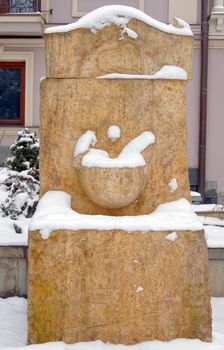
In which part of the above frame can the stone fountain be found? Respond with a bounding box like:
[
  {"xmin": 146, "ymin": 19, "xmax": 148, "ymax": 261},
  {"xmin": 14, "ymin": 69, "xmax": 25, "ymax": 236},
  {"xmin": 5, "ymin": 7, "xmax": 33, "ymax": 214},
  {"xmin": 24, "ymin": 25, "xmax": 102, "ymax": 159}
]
[{"xmin": 28, "ymin": 5, "xmax": 211, "ymax": 345}]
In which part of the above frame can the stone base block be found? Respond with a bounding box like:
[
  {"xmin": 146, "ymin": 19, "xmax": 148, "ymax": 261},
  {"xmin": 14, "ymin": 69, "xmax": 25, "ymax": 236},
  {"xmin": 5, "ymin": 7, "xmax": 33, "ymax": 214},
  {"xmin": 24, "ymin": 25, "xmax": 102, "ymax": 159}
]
[{"xmin": 28, "ymin": 229, "xmax": 211, "ymax": 344}]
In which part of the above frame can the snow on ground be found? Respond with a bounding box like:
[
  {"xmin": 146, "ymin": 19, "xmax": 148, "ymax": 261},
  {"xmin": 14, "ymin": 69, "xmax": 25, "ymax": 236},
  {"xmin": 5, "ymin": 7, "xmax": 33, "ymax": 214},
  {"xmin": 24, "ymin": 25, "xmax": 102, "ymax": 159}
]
[
  {"xmin": 0, "ymin": 297, "xmax": 224, "ymax": 349},
  {"xmin": 192, "ymin": 204, "xmax": 224, "ymax": 212},
  {"xmin": 0, "ymin": 217, "xmax": 29, "ymax": 246},
  {"xmin": 200, "ymin": 216, "xmax": 224, "ymax": 227},
  {"xmin": 205, "ymin": 225, "xmax": 224, "ymax": 248},
  {"xmin": 0, "ymin": 297, "xmax": 27, "ymax": 348}
]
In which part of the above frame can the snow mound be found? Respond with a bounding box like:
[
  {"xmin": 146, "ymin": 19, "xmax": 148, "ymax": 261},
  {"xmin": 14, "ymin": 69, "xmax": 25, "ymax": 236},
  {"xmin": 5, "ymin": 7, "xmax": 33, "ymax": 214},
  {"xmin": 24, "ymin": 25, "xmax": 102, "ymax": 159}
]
[
  {"xmin": 77, "ymin": 131, "xmax": 155, "ymax": 168},
  {"xmin": 45, "ymin": 5, "xmax": 193, "ymax": 37},
  {"xmin": 107, "ymin": 125, "xmax": 121, "ymax": 141},
  {"xmin": 29, "ymin": 191, "xmax": 203, "ymax": 240},
  {"xmin": 74, "ymin": 130, "xmax": 97, "ymax": 157},
  {"xmin": 0, "ymin": 217, "xmax": 29, "ymax": 246}
]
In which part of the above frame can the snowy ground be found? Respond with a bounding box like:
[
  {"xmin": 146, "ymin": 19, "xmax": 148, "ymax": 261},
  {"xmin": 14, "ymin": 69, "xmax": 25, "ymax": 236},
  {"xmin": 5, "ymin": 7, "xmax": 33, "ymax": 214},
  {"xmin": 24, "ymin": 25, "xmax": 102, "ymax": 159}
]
[
  {"xmin": 0, "ymin": 297, "xmax": 224, "ymax": 349},
  {"xmin": 0, "ymin": 218, "xmax": 30, "ymax": 246},
  {"xmin": 205, "ymin": 225, "xmax": 224, "ymax": 248}
]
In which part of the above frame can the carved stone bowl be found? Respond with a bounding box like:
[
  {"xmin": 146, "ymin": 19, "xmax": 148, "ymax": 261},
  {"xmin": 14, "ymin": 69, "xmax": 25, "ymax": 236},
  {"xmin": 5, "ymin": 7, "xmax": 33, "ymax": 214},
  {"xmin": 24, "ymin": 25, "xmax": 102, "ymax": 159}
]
[{"xmin": 78, "ymin": 166, "xmax": 147, "ymax": 209}]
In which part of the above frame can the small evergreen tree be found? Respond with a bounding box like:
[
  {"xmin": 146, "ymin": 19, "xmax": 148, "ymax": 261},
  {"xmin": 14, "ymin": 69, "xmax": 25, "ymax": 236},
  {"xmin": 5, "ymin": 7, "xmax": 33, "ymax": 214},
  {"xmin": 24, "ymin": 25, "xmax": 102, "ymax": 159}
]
[
  {"xmin": 5, "ymin": 128, "xmax": 39, "ymax": 180},
  {"xmin": 0, "ymin": 129, "xmax": 40, "ymax": 220},
  {"xmin": 0, "ymin": 171, "xmax": 39, "ymax": 219}
]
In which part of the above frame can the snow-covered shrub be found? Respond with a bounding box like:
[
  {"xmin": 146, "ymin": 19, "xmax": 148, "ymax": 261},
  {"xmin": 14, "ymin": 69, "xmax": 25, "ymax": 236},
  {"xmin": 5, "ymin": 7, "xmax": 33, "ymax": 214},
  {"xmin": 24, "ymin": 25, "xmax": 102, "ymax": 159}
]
[
  {"xmin": 5, "ymin": 128, "xmax": 39, "ymax": 180},
  {"xmin": 0, "ymin": 129, "xmax": 40, "ymax": 220},
  {"xmin": 0, "ymin": 169, "xmax": 39, "ymax": 220}
]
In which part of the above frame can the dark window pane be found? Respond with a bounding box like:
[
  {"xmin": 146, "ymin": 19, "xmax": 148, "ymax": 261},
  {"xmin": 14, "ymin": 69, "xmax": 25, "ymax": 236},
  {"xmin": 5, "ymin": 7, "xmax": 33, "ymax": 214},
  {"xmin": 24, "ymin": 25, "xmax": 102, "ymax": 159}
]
[
  {"xmin": 8, "ymin": 0, "xmax": 37, "ymax": 13},
  {"xmin": 0, "ymin": 68, "xmax": 21, "ymax": 120}
]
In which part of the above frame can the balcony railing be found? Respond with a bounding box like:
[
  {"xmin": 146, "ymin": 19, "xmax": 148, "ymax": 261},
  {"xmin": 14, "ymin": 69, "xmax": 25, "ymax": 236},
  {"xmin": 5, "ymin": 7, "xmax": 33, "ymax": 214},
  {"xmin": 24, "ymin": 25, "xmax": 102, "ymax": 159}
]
[{"xmin": 0, "ymin": 0, "xmax": 41, "ymax": 14}]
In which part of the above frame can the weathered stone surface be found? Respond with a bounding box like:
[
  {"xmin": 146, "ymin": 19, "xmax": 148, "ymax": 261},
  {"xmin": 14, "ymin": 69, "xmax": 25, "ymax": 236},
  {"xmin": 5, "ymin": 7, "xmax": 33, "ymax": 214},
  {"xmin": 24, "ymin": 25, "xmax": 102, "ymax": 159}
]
[
  {"xmin": 77, "ymin": 166, "xmax": 147, "ymax": 209},
  {"xmin": 29, "ymin": 9, "xmax": 211, "ymax": 346},
  {"xmin": 0, "ymin": 247, "xmax": 28, "ymax": 297},
  {"xmin": 40, "ymin": 78, "xmax": 191, "ymax": 215},
  {"xmin": 28, "ymin": 229, "xmax": 211, "ymax": 344},
  {"xmin": 45, "ymin": 19, "xmax": 193, "ymax": 79}
]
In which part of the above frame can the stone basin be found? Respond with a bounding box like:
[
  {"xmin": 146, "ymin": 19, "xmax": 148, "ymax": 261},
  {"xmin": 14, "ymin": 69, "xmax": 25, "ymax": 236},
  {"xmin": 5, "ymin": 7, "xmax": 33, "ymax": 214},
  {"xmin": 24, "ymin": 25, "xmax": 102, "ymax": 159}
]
[{"xmin": 78, "ymin": 166, "xmax": 147, "ymax": 209}]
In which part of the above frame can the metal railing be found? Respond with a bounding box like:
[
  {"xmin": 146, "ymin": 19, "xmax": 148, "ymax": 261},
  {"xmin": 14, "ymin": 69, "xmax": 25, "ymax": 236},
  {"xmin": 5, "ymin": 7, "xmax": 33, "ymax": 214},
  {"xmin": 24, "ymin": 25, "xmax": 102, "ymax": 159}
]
[{"xmin": 0, "ymin": 0, "xmax": 41, "ymax": 14}]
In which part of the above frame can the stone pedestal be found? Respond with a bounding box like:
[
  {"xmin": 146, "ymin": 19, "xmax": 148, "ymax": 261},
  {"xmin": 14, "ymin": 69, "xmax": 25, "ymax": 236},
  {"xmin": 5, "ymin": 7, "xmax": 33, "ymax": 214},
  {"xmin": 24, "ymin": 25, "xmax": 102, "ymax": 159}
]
[{"xmin": 28, "ymin": 229, "xmax": 211, "ymax": 344}]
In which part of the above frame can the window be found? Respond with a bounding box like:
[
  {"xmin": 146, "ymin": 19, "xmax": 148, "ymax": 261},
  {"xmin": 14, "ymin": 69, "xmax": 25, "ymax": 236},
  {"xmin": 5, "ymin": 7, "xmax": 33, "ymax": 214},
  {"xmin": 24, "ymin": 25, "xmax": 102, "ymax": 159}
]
[
  {"xmin": 0, "ymin": 62, "xmax": 25, "ymax": 125},
  {"xmin": 0, "ymin": 0, "xmax": 40, "ymax": 14}
]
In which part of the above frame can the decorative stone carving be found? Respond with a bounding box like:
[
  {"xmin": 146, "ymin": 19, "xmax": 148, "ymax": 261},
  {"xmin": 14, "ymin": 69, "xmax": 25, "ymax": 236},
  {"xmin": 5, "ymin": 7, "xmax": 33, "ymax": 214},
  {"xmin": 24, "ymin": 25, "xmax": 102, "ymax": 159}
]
[
  {"xmin": 40, "ymin": 78, "xmax": 191, "ymax": 216},
  {"xmin": 73, "ymin": 130, "xmax": 155, "ymax": 208},
  {"xmin": 78, "ymin": 167, "xmax": 147, "ymax": 208},
  {"xmin": 28, "ymin": 6, "xmax": 212, "ymax": 345},
  {"xmin": 44, "ymin": 19, "xmax": 193, "ymax": 79}
]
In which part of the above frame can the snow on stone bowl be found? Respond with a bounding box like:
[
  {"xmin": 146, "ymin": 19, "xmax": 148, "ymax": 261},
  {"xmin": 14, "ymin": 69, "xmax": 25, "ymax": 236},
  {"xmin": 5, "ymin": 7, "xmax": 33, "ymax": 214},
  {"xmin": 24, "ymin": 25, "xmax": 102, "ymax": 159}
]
[{"xmin": 74, "ymin": 130, "xmax": 156, "ymax": 209}]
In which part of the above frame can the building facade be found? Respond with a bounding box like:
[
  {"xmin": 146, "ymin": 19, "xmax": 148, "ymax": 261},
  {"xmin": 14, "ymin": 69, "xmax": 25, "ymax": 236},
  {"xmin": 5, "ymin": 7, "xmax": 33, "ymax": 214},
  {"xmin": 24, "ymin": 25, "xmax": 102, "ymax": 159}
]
[{"xmin": 0, "ymin": 0, "xmax": 224, "ymax": 203}]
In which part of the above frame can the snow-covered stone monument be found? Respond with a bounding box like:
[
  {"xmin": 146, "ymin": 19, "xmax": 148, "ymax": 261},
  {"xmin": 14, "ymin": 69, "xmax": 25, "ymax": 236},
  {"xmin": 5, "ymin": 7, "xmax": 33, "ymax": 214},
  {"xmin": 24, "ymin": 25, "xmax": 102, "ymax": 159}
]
[{"xmin": 28, "ymin": 6, "xmax": 211, "ymax": 345}]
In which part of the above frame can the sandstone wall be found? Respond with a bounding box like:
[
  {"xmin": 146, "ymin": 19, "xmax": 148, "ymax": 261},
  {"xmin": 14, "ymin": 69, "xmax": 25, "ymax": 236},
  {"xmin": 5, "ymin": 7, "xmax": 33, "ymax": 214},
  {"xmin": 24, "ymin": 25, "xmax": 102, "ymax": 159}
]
[
  {"xmin": 40, "ymin": 79, "xmax": 190, "ymax": 215},
  {"xmin": 45, "ymin": 20, "xmax": 192, "ymax": 79},
  {"xmin": 28, "ymin": 229, "xmax": 211, "ymax": 344}
]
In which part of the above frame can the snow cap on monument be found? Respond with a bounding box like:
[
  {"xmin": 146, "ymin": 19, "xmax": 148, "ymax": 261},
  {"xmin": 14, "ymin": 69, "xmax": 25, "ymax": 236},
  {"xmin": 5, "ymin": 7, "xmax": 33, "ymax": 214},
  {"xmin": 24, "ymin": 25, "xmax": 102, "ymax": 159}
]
[{"xmin": 44, "ymin": 5, "xmax": 193, "ymax": 79}]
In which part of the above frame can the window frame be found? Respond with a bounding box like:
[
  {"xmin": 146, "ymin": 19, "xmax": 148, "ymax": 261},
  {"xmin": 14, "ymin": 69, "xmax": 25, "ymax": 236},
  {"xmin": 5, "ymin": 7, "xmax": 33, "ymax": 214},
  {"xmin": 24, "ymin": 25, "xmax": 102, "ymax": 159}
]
[
  {"xmin": 0, "ymin": 0, "xmax": 8, "ymax": 14},
  {"xmin": 0, "ymin": 0, "xmax": 40, "ymax": 14},
  {"xmin": 0, "ymin": 61, "xmax": 25, "ymax": 126}
]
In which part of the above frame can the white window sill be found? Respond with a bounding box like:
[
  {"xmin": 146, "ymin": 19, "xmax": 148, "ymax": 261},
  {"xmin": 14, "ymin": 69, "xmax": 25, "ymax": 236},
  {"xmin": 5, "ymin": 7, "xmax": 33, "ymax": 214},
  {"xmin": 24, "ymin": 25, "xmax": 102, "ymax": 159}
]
[{"xmin": 0, "ymin": 13, "xmax": 45, "ymax": 36}]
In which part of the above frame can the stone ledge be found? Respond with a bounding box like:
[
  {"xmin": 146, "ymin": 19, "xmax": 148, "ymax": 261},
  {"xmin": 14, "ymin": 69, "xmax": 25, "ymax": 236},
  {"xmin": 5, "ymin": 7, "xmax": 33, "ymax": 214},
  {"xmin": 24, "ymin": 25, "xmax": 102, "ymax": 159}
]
[
  {"xmin": 0, "ymin": 14, "xmax": 45, "ymax": 37},
  {"xmin": 0, "ymin": 246, "xmax": 28, "ymax": 259},
  {"xmin": 208, "ymin": 248, "xmax": 224, "ymax": 260},
  {"xmin": 0, "ymin": 246, "xmax": 28, "ymax": 298}
]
